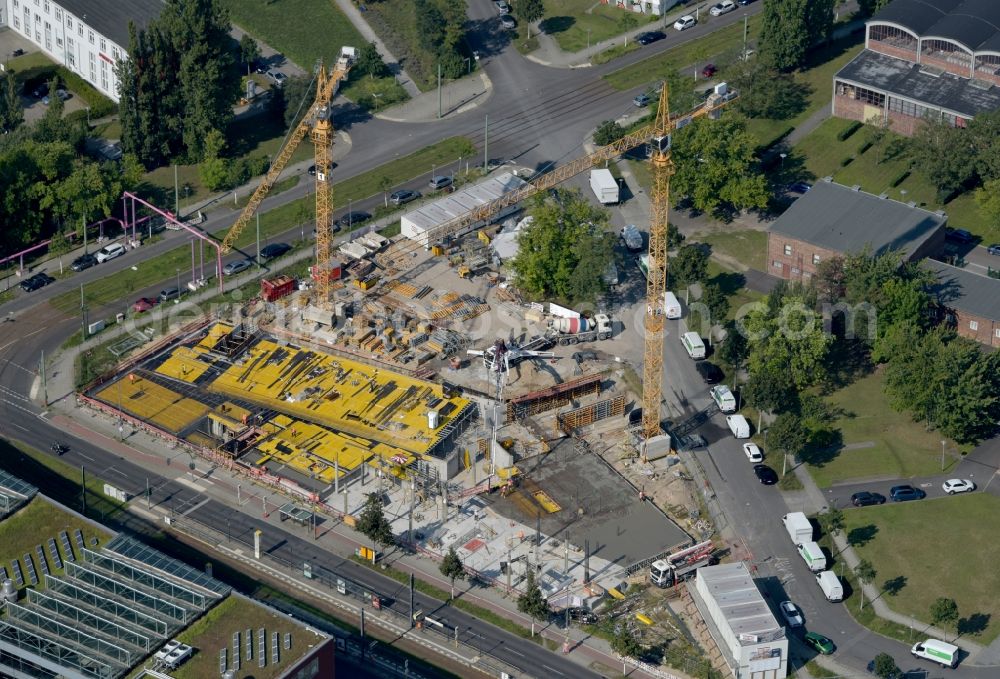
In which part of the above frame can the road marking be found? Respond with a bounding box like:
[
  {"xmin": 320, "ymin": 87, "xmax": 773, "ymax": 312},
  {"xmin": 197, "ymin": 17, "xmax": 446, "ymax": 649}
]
[
  {"xmin": 507, "ymin": 649, "xmax": 524, "ymax": 657},
  {"xmin": 542, "ymin": 664, "xmax": 564, "ymax": 676},
  {"xmin": 176, "ymin": 477, "xmax": 207, "ymax": 492},
  {"xmin": 77, "ymin": 453, "xmax": 95, "ymax": 462},
  {"xmin": 181, "ymin": 498, "xmax": 211, "ymax": 517}
]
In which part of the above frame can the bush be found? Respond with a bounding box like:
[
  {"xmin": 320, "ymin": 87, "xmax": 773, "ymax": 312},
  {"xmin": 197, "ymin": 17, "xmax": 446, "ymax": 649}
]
[
  {"xmin": 837, "ymin": 121, "xmax": 863, "ymax": 141},
  {"xmin": 889, "ymin": 170, "xmax": 910, "ymax": 188},
  {"xmin": 840, "ymin": 156, "xmax": 854, "ymax": 167},
  {"xmin": 858, "ymin": 141, "xmax": 873, "ymax": 154}
]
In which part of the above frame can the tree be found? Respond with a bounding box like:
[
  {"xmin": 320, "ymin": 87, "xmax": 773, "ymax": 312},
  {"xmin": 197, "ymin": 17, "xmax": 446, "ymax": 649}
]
[
  {"xmin": 728, "ymin": 58, "xmax": 808, "ymax": 120},
  {"xmin": 759, "ymin": 0, "xmax": 812, "ymax": 72},
  {"xmin": 671, "ymin": 116, "xmax": 770, "ymax": 215},
  {"xmin": 930, "ymin": 597, "xmax": 959, "ymax": 635},
  {"xmin": 356, "ymin": 41, "xmax": 389, "ymax": 79},
  {"xmin": 866, "ymin": 114, "xmax": 890, "ymax": 165},
  {"xmin": 276, "ymin": 75, "xmax": 314, "ymax": 130},
  {"xmin": 439, "ymin": 546, "xmax": 466, "ymax": 599},
  {"xmin": 699, "ymin": 283, "xmax": 729, "ymax": 328},
  {"xmin": 511, "ymin": 189, "xmax": 614, "ymax": 304},
  {"xmin": 670, "ymin": 244, "xmax": 708, "ymax": 289},
  {"xmin": 667, "ymin": 223, "xmax": 685, "ymax": 249},
  {"xmin": 0, "ymin": 72, "xmax": 24, "ymax": 133},
  {"xmin": 717, "ymin": 321, "xmax": 749, "ymax": 368},
  {"xmin": 239, "ymin": 34, "xmax": 260, "ymax": 75},
  {"xmin": 593, "ymin": 120, "xmax": 625, "ymax": 146},
  {"xmin": 516, "ymin": 570, "xmax": 550, "ymax": 635},
  {"xmin": 974, "ymin": 179, "xmax": 1000, "ymax": 230},
  {"xmin": 854, "ymin": 559, "xmax": 877, "ymax": 611},
  {"xmin": 743, "ymin": 363, "xmax": 797, "ymax": 415},
  {"xmin": 967, "ymin": 110, "xmax": 1000, "ymax": 182},
  {"xmin": 813, "ymin": 255, "xmax": 846, "ymax": 303},
  {"xmin": 766, "ymin": 412, "xmax": 808, "ymax": 456},
  {"xmin": 871, "ymin": 653, "xmax": 901, "ymax": 679},
  {"xmin": 378, "ymin": 175, "xmax": 393, "ymax": 207},
  {"xmin": 819, "ymin": 507, "xmax": 845, "ymax": 540},
  {"xmin": 356, "ymin": 492, "xmax": 395, "ymax": 548},
  {"xmin": 804, "ymin": 0, "xmax": 835, "ymax": 48},
  {"xmin": 198, "ymin": 128, "xmax": 230, "ymax": 191},
  {"xmin": 858, "ymin": 0, "xmax": 892, "ymax": 18},
  {"xmin": 910, "ymin": 116, "xmax": 975, "ymax": 200},
  {"xmin": 514, "ymin": 0, "xmax": 545, "ymax": 40},
  {"xmin": 610, "ymin": 624, "xmax": 643, "ymax": 658}
]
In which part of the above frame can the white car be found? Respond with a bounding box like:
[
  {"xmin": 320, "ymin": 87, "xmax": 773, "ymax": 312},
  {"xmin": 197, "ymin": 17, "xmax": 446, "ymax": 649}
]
[
  {"xmin": 710, "ymin": 0, "xmax": 737, "ymax": 16},
  {"xmin": 743, "ymin": 443, "xmax": 763, "ymax": 463},
  {"xmin": 673, "ymin": 15, "xmax": 696, "ymax": 31},
  {"xmin": 780, "ymin": 600, "xmax": 804, "ymax": 628},
  {"xmin": 95, "ymin": 242, "xmax": 126, "ymax": 263},
  {"xmin": 495, "ymin": 1, "xmax": 510, "ymax": 13},
  {"xmin": 941, "ymin": 478, "xmax": 975, "ymax": 494}
]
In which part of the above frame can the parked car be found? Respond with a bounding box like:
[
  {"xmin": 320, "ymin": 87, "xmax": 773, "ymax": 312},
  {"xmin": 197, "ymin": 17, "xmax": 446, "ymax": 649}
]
[
  {"xmin": 941, "ymin": 478, "xmax": 975, "ymax": 494},
  {"xmin": 674, "ymin": 433, "xmax": 708, "ymax": 452},
  {"xmin": 804, "ymin": 632, "xmax": 834, "ymax": 655},
  {"xmin": 701, "ymin": 63, "xmax": 717, "ymax": 78},
  {"xmin": 500, "ymin": 15, "xmax": 517, "ymax": 30},
  {"xmin": 71, "ymin": 253, "xmax": 98, "ymax": 271},
  {"xmin": 633, "ymin": 93, "xmax": 651, "ymax": 107},
  {"xmin": 753, "ymin": 464, "xmax": 778, "ymax": 485},
  {"xmin": 307, "ymin": 165, "xmax": 316, "ymax": 176},
  {"xmin": 851, "ymin": 491, "xmax": 886, "ymax": 507},
  {"xmin": 42, "ymin": 89, "xmax": 70, "ymax": 105},
  {"xmin": 780, "ymin": 600, "xmax": 804, "ymax": 628},
  {"xmin": 743, "ymin": 443, "xmax": 763, "ymax": 463},
  {"xmin": 95, "ymin": 242, "xmax": 127, "ymax": 263},
  {"xmin": 31, "ymin": 82, "xmax": 49, "ymax": 98},
  {"xmin": 158, "ymin": 287, "xmax": 181, "ymax": 302},
  {"xmin": 986, "ymin": 243, "xmax": 1000, "ymax": 256},
  {"xmin": 428, "ymin": 175, "xmax": 453, "ymax": 190},
  {"xmin": 390, "ymin": 189, "xmax": 419, "ymax": 206},
  {"xmin": 789, "ymin": 181, "xmax": 812, "ymax": 194},
  {"xmin": 260, "ymin": 242, "xmax": 291, "ymax": 260},
  {"xmin": 495, "ymin": 0, "xmax": 510, "ymax": 13},
  {"xmin": 19, "ymin": 273, "xmax": 55, "ymax": 292},
  {"xmin": 252, "ymin": 59, "xmax": 269, "ymax": 75},
  {"xmin": 223, "ymin": 258, "xmax": 253, "ymax": 276},
  {"xmin": 945, "ymin": 227, "xmax": 974, "ymax": 244},
  {"xmin": 636, "ymin": 31, "xmax": 665, "ymax": 45},
  {"xmin": 695, "ymin": 361, "xmax": 723, "ymax": 384},
  {"xmin": 132, "ymin": 297, "xmax": 159, "ymax": 313},
  {"xmin": 11, "ymin": 48, "xmax": 25, "ymax": 57},
  {"xmin": 335, "ymin": 211, "xmax": 372, "ymax": 230},
  {"xmin": 710, "ymin": 0, "xmax": 737, "ymax": 16},
  {"xmin": 739, "ymin": 0, "xmax": 757, "ymax": 5},
  {"xmin": 673, "ymin": 15, "xmax": 697, "ymax": 31},
  {"xmin": 890, "ymin": 484, "xmax": 926, "ymax": 502},
  {"xmin": 266, "ymin": 70, "xmax": 287, "ymax": 86}
]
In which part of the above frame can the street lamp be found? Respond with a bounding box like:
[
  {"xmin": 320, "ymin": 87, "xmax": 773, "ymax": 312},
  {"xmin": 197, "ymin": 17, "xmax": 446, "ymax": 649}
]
[
  {"xmin": 779, "ymin": 152, "xmax": 787, "ymax": 168},
  {"xmin": 371, "ymin": 92, "xmax": 381, "ymax": 111},
  {"xmin": 941, "ymin": 440, "xmax": 947, "ymax": 471}
]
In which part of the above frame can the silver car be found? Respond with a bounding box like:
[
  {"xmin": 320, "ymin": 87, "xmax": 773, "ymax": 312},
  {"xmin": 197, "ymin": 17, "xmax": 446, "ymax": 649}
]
[{"xmin": 223, "ymin": 258, "xmax": 253, "ymax": 276}]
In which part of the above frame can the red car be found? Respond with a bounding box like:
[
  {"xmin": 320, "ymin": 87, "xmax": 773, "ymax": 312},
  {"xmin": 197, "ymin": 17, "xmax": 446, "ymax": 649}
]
[
  {"xmin": 701, "ymin": 63, "xmax": 717, "ymax": 78},
  {"xmin": 132, "ymin": 297, "xmax": 159, "ymax": 313}
]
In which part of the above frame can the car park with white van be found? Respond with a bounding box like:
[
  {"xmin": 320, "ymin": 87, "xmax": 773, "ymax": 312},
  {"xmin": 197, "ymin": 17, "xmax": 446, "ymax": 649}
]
[{"xmin": 681, "ymin": 332, "xmax": 706, "ymax": 359}]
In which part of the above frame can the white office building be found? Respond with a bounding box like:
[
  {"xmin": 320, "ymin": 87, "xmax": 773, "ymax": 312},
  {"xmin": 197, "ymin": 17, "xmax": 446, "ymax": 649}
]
[
  {"xmin": 691, "ymin": 562, "xmax": 788, "ymax": 679},
  {"xmin": 0, "ymin": 0, "xmax": 163, "ymax": 101}
]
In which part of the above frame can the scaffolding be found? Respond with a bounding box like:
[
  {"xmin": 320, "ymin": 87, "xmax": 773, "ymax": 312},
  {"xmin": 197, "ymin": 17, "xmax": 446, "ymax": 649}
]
[
  {"xmin": 506, "ymin": 374, "xmax": 602, "ymax": 422},
  {"xmin": 557, "ymin": 395, "xmax": 626, "ymax": 435}
]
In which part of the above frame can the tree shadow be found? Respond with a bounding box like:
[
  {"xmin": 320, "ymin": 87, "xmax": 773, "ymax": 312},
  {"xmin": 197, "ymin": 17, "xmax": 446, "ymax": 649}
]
[
  {"xmin": 957, "ymin": 613, "xmax": 991, "ymax": 637},
  {"xmin": 847, "ymin": 524, "xmax": 878, "ymax": 548},
  {"xmin": 798, "ymin": 428, "xmax": 843, "ymax": 467},
  {"xmin": 882, "ymin": 575, "xmax": 907, "ymax": 597},
  {"xmin": 708, "ymin": 270, "xmax": 747, "ymax": 297},
  {"xmin": 539, "ymin": 16, "xmax": 575, "ymax": 35}
]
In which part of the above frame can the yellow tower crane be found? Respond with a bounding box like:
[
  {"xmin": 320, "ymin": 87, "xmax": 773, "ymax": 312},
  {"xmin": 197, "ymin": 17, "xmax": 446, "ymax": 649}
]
[{"xmin": 221, "ymin": 47, "xmax": 356, "ymax": 304}]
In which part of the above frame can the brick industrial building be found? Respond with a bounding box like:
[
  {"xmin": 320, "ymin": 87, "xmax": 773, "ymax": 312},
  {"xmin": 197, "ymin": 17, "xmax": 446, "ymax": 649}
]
[
  {"xmin": 833, "ymin": 0, "xmax": 1000, "ymax": 135},
  {"xmin": 767, "ymin": 179, "xmax": 947, "ymax": 281},
  {"xmin": 927, "ymin": 260, "xmax": 1000, "ymax": 347}
]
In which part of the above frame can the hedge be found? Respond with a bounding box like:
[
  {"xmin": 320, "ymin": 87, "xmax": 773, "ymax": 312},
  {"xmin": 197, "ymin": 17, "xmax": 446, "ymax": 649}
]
[
  {"xmin": 858, "ymin": 141, "xmax": 873, "ymax": 154},
  {"xmin": 837, "ymin": 121, "xmax": 863, "ymax": 141},
  {"xmin": 840, "ymin": 156, "xmax": 854, "ymax": 167},
  {"xmin": 888, "ymin": 169, "xmax": 910, "ymax": 188}
]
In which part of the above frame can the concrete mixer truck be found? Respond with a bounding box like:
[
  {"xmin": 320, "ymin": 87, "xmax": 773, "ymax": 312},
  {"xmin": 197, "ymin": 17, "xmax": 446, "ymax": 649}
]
[{"xmin": 546, "ymin": 314, "xmax": 614, "ymax": 345}]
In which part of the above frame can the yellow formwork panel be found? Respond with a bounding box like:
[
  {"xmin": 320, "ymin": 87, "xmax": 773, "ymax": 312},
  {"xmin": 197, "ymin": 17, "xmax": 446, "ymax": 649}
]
[
  {"xmin": 208, "ymin": 339, "xmax": 471, "ymax": 455},
  {"xmin": 532, "ymin": 490, "xmax": 562, "ymax": 514},
  {"xmin": 94, "ymin": 376, "xmax": 209, "ymax": 434},
  {"xmin": 156, "ymin": 346, "xmax": 211, "ymax": 383},
  {"xmin": 197, "ymin": 322, "xmax": 234, "ymax": 351}
]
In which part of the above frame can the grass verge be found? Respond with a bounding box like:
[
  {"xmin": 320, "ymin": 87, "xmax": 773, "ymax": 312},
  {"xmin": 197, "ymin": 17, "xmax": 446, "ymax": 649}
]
[
  {"xmin": 699, "ymin": 229, "xmax": 767, "ymax": 271},
  {"xmin": 540, "ymin": 0, "xmax": 658, "ymax": 53},
  {"xmin": 592, "ymin": 41, "xmax": 640, "ymax": 65},
  {"xmin": 837, "ymin": 494, "xmax": 1000, "ymax": 643}
]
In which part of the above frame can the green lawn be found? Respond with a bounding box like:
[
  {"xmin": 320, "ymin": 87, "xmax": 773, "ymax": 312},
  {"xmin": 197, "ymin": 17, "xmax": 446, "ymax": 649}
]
[
  {"xmin": 540, "ymin": 0, "xmax": 658, "ymax": 53},
  {"xmin": 704, "ymin": 260, "xmax": 764, "ymax": 322},
  {"xmin": 604, "ymin": 14, "xmax": 764, "ymax": 91},
  {"xmin": 844, "ymin": 493, "xmax": 1000, "ymax": 643},
  {"xmin": 50, "ymin": 136, "xmax": 475, "ymax": 314},
  {"xmin": 802, "ymin": 372, "xmax": 963, "ymax": 488},
  {"xmin": 699, "ymin": 229, "xmax": 767, "ymax": 271},
  {"xmin": 793, "ymin": 118, "xmax": 992, "ymax": 237}
]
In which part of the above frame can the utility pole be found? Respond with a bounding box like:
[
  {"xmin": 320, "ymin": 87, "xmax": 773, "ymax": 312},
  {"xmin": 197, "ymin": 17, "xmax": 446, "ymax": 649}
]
[
  {"xmin": 80, "ymin": 284, "xmax": 88, "ymax": 341},
  {"xmin": 743, "ymin": 16, "xmax": 748, "ymax": 59},
  {"xmin": 483, "ymin": 115, "xmax": 489, "ymax": 173},
  {"xmin": 39, "ymin": 351, "xmax": 47, "ymax": 406},
  {"xmin": 256, "ymin": 213, "xmax": 261, "ymax": 266},
  {"xmin": 437, "ymin": 63, "xmax": 443, "ymax": 119},
  {"xmin": 81, "ymin": 466, "xmax": 87, "ymax": 515},
  {"xmin": 174, "ymin": 164, "xmax": 179, "ymax": 216},
  {"xmin": 146, "ymin": 478, "xmax": 151, "ymax": 509},
  {"xmin": 409, "ymin": 573, "xmax": 414, "ymax": 628}
]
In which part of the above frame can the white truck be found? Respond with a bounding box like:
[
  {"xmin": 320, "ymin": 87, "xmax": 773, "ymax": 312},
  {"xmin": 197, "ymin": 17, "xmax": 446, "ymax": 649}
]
[
  {"xmin": 547, "ymin": 314, "xmax": 613, "ymax": 345},
  {"xmin": 782, "ymin": 512, "xmax": 813, "ymax": 544},
  {"xmin": 663, "ymin": 291, "xmax": 682, "ymax": 319},
  {"xmin": 710, "ymin": 385, "xmax": 736, "ymax": 413},
  {"xmin": 590, "ymin": 169, "xmax": 619, "ymax": 204},
  {"xmin": 649, "ymin": 540, "xmax": 715, "ymax": 587},
  {"xmin": 815, "ymin": 570, "xmax": 843, "ymax": 602},
  {"xmin": 621, "ymin": 224, "xmax": 643, "ymax": 251},
  {"xmin": 796, "ymin": 541, "xmax": 827, "ymax": 572},
  {"xmin": 912, "ymin": 639, "xmax": 959, "ymax": 668}
]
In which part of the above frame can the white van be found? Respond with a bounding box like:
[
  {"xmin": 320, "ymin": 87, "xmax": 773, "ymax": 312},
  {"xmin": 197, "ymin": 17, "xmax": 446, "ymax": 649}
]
[
  {"xmin": 911, "ymin": 638, "xmax": 959, "ymax": 668},
  {"xmin": 796, "ymin": 541, "xmax": 827, "ymax": 572},
  {"xmin": 815, "ymin": 571, "xmax": 843, "ymax": 602},
  {"xmin": 664, "ymin": 291, "xmax": 682, "ymax": 319},
  {"xmin": 681, "ymin": 332, "xmax": 705, "ymax": 360},
  {"xmin": 726, "ymin": 414, "xmax": 750, "ymax": 439},
  {"xmin": 710, "ymin": 385, "xmax": 736, "ymax": 413}
]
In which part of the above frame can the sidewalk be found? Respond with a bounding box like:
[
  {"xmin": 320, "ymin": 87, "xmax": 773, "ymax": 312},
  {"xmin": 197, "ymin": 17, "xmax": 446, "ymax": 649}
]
[
  {"xmin": 330, "ymin": 0, "xmax": 422, "ymax": 99},
  {"xmin": 789, "ymin": 463, "xmax": 989, "ymax": 663},
  {"xmin": 375, "ymin": 71, "xmax": 493, "ymax": 123}
]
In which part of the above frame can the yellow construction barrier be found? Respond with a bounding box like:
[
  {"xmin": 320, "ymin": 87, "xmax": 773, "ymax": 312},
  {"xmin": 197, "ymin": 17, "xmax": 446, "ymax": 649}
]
[
  {"xmin": 636, "ymin": 613, "xmax": 654, "ymax": 626},
  {"xmin": 607, "ymin": 587, "xmax": 625, "ymax": 600}
]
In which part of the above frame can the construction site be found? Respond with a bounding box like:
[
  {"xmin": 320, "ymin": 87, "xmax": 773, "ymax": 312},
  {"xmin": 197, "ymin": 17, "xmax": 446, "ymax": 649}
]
[{"xmin": 73, "ymin": 45, "xmax": 747, "ymax": 677}]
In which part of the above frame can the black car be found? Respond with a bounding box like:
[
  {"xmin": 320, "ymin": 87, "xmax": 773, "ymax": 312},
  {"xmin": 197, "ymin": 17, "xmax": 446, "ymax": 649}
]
[
  {"xmin": 753, "ymin": 464, "xmax": 778, "ymax": 485},
  {"xmin": 31, "ymin": 82, "xmax": 49, "ymax": 98},
  {"xmin": 71, "ymin": 253, "xmax": 98, "ymax": 271},
  {"xmin": 851, "ymin": 491, "xmax": 886, "ymax": 507},
  {"xmin": 696, "ymin": 361, "xmax": 724, "ymax": 384},
  {"xmin": 390, "ymin": 189, "xmax": 419, "ymax": 206},
  {"xmin": 19, "ymin": 273, "xmax": 55, "ymax": 292},
  {"xmin": 945, "ymin": 227, "xmax": 974, "ymax": 244},
  {"xmin": 335, "ymin": 211, "xmax": 371, "ymax": 230},
  {"xmin": 636, "ymin": 31, "xmax": 665, "ymax": 45},
  {"xmin": 890, "ymin": 485, "xmax": 925, "ymax": 502},
  {"xmin": 307, "ymin": 165, "xmax": 316, "ymax": 176},
  {"xmin": 259, "ymin": 242, "xmax": 291, "ymax": 260}
]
